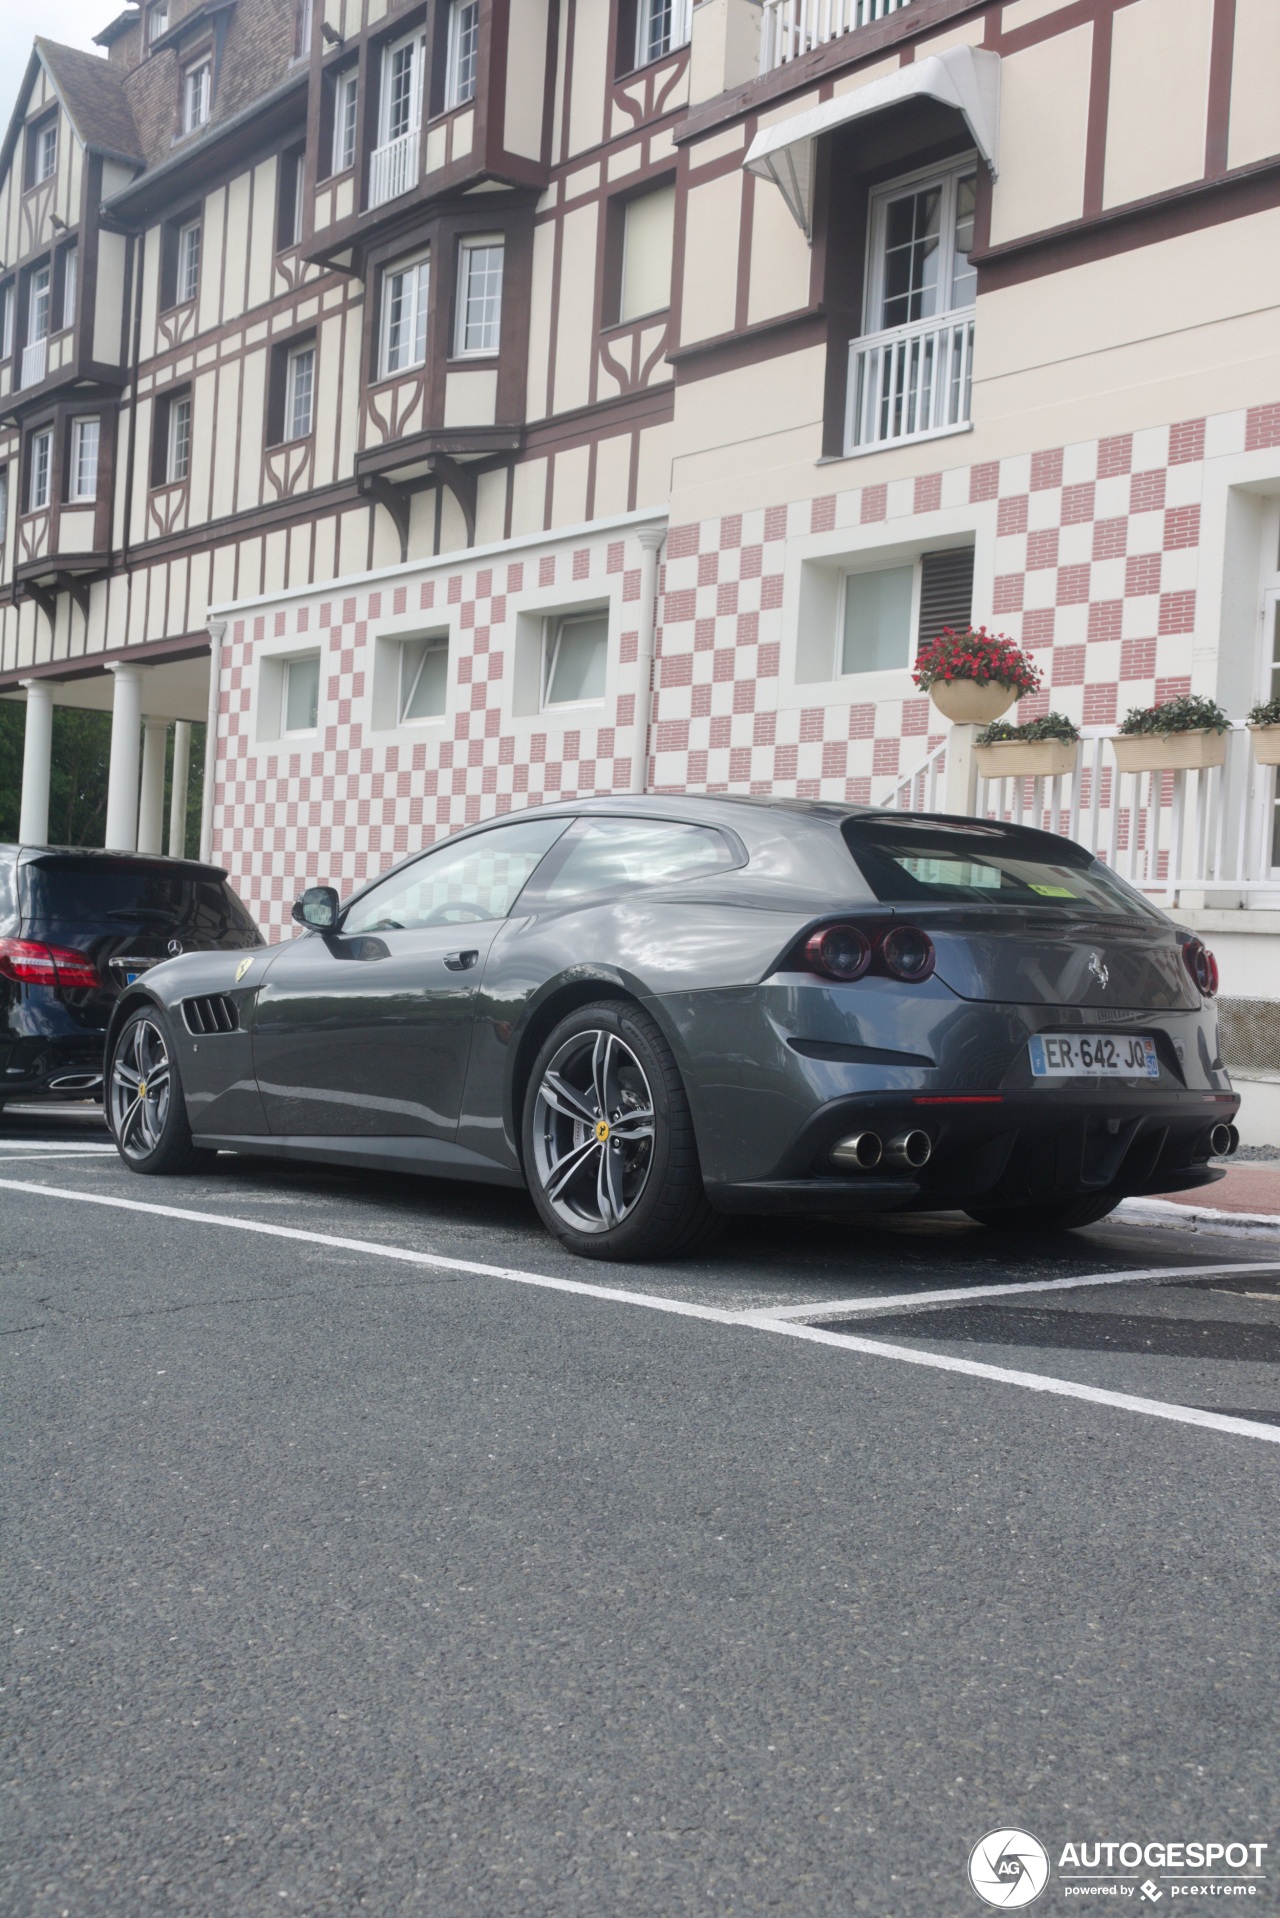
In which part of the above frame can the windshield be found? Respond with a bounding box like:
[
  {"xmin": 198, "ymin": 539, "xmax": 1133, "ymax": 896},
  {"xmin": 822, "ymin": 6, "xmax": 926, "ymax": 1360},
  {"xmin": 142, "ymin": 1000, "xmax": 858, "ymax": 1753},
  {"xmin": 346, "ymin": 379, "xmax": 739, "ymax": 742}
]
[{"xmin": 842, "ymin": 822, "xmax": 1159, "ymax": 917}]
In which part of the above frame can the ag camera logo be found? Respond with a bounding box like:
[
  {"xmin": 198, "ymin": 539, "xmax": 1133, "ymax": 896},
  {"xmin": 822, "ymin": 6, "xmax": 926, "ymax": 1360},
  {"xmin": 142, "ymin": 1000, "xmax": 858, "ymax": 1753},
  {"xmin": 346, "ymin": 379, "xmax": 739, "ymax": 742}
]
[{"xmin": 969, "ymin": 1828, "xmax": 1051, "ymax": 1908}]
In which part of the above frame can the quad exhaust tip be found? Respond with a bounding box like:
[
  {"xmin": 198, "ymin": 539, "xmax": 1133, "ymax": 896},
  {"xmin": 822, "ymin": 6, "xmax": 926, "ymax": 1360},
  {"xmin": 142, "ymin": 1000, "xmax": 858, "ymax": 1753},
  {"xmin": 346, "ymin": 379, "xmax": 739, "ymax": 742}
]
[
  {"xmin": 831, "ymin": 1129, "xmax": 932, "ymax": 1173},
  {"xmin": 1209, "ymin": 1122, "xmax": 1240, "ymax": 1158}
]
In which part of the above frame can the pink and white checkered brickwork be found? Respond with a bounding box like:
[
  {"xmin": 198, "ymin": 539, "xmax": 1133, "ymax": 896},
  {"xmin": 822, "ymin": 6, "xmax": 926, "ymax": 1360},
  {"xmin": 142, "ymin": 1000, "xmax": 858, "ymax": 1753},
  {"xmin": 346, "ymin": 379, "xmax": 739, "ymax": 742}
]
[{"xmin": 215, "ymin": 397, "xmax": 1280, "ymax": 937}]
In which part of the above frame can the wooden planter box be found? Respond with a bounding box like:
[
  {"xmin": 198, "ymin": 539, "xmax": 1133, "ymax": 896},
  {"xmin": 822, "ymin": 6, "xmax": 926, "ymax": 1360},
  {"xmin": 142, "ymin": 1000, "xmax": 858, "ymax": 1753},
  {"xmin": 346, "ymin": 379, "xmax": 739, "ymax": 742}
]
[
  {"xmin": 1248, "ymin": 724, "xmax": 1280, "ymax": 767},
  {"xmin": 1110, "ymin": 729, "xmax": 1228, "ymax": 774},
  {"xmin": 975, "ymin": 737, "xmax": 1078, "ymax": 780},
  {"xmin": 928, "ymin": 678, "xmax": 1019, "ymax": 725}
]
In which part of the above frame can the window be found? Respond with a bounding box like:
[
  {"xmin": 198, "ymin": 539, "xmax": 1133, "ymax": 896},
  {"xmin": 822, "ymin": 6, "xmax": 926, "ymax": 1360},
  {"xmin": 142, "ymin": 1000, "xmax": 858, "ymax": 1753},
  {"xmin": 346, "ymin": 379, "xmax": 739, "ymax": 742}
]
[
  {"xmin": 29, "ymin": 265, "xmax": 50, "ymax": 345},
  {"xmin": 399, "ymin": 637, "xmax": 448, "ymax": 722},
  {"xmin": 284, "ymin": 343, "xmax": 315, "ymax": 441},
  {"xmin": 182, "ymin": 60, "xmax": 212, "ymax": 134},
  {"xmin": 297, "ymin": 0, "xmax": 313, "ymax": 57},
  {"xmin": 454, "ymin": 237, "xmax": 503, "ymax": 356},
  {"xmin": 177, "ymin": 219, "xmax": 201, "ymax": 303},
  {"xmin": 283, "ymin": 654, "xmax": 321, "ymax": 734},
  {"xmin": 843, "ymin": 820, "xmax": 1153, "ymax": 918},
  {"xmin": 0, "ymin": 284, "xmax": 13, "ymax": 359},
  {"xmin": 29, "ymin": 429, "xmax": 52, "ymax": 511},
  {"xmin": 332, "ymin": 69, "xmax": 358, "ymax": 173},
  {"xmin": 841, "ymin": 566, "xmax": 914, "ymax": 676},
  {"xmin": 866, "ymin": 163, "xmax": 976, "ymax": 334},
  {"xmin": 34, "ymin": 120, "xmax": 58, "ymax": 183},
  {"xmin": 0, "ymin": 468, "xmax": 8, "ymax": 544},
  {"xmin": 544, "ymin": 612, "xmax": 608, "ymax": 706},
  {"xmin": 60, "ymin": 248, "xmax": 77, "ymax": 330},
  {"xmin": 278, "ymin": 150, "xmax": 305, "ymax": 249},
  {"xmin": 380, "ymin": 253, "xmax": 429, "ymax": 377},
  {"xmin": 618, "ymin": 184, "xmax": 675, "ymax": 323},
  {"xmin": 165, "ymin": 392, "xmax": 192, "ymax": 483},
  {"xmin": 379, "ymin": 31, "xmax": 424, "ymax": 145},
  {"xmin": 69, "ymin": 417, "xmax": 99, "ymax": 501},
  {"xmin": 148, "ymin": 3, "xmax": 169, "ymax": 42},
  {"xmin": 635, "ymin": 0, "xmax": 692, "ymax": 67},
  {"xmin": 445, "ymin": 0, "xmax": 480, "ymax": 109},
  {"xmin": 344, "ymin": 817, "xmax": 570, "ymax": 935},
  {"xmin": 536, "ymin": 819, "xmax": 736, "ymax": 906}
]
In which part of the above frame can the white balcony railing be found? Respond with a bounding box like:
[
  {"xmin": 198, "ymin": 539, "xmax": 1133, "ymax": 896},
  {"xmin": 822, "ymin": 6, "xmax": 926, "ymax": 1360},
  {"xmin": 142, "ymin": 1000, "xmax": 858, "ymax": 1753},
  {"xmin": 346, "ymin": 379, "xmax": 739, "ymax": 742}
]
[
  {"xmin": 884, "ymin": 725, "xmax": 1280, "ymax": 910},
  {"xmin": 846, "ymin": 309, "xmax": 974, "ymax": 454},
  {"xmin": 21, "ymin": 337, "xmax": 47, "ymax": 388},
  {"xmin": 760, "ymin": 0, "xmax": 913, "ymax": 73},
  {"xmin": 368, "ymin": 128, "xmax": 420, "ymax": 209}
]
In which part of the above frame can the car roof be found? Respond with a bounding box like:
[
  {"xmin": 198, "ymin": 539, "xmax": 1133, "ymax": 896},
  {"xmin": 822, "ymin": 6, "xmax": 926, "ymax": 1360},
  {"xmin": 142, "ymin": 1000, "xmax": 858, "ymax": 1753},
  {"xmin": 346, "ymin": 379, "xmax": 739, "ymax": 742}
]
[{"xmin": 4, "ymin": 843, "xmax": 230, "ymax": 877}]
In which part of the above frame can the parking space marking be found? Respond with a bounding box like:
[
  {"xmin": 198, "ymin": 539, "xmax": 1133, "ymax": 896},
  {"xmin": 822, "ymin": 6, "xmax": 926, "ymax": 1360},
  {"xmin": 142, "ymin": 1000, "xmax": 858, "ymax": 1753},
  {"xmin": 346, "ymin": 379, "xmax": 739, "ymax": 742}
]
[
  {"xmin": 2, "ymin": 1176, "xmax": 1278, "ymax": 1448},
  {"xmin": 755, "ymin": 1262, "xmax": 1280, "ymax": 1324}
]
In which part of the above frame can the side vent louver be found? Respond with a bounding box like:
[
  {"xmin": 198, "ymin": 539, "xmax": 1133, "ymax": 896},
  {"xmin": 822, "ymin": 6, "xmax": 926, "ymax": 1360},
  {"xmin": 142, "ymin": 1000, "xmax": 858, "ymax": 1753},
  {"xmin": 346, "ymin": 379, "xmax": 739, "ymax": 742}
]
[{"xmin": 182, "ymin": 994, "xmax": 239, "ymax": 1035}]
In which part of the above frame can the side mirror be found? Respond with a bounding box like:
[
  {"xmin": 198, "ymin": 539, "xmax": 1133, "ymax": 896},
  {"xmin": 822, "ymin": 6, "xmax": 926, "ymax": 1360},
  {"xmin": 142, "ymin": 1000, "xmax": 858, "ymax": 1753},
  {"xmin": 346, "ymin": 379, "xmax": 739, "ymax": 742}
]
[{"xmin": 291, "ymin": 885, "xmax": 340, "ymax": 931}]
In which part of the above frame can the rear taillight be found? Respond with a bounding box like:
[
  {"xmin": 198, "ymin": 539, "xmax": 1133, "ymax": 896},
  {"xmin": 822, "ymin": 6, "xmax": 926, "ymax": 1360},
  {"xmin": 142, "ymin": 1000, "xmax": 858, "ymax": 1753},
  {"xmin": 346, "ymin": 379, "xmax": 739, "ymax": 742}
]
[
  {"xmin": 0, "ymin": 938, "xmax": 100, "ymax": 991},
  {"xmin": 802, "ymin": 923, "xmax": 935, "ymax": 984},
  {"xmin": 1182, "ymin": 938, "xmax": 1219, "ymax": 998},
  {"xmin": 804, "ymin": 924, "xmax": 871, "ymax": 981}
]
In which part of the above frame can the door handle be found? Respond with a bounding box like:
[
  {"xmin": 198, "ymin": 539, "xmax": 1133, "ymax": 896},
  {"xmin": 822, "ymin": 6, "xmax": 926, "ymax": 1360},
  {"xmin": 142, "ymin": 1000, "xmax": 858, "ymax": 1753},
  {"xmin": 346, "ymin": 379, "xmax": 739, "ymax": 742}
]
[{"xmin": 444, "ymin": 949, "xmax": 480, "ymax": 971}]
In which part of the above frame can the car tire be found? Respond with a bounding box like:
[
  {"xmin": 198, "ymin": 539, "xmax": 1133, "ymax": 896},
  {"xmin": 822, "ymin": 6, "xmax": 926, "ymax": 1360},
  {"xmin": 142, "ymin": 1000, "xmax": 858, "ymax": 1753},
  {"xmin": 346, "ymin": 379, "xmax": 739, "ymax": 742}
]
[
  {"xmin": 522, "ymin": 999, "xmax": 721, "ymax": 1262},
  {"xmin": 108, "ymin": 1006, "xmax": 210, "ymax": 1176},
  {"xmin": 965, "ymin": 1194, "xmax": 1122, "ymax": 1232}
]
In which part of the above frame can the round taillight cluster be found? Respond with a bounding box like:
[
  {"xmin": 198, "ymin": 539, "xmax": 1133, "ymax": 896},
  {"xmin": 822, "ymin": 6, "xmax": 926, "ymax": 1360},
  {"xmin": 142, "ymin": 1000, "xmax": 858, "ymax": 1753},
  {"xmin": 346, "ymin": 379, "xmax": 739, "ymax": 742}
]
[
  {"xmin": 1182, "ymin": 938, "xmax": 1219, "ymax": 998},
  {"xmin": 804, "ymin": 923, "xmax": 936, "ymax": 984}
]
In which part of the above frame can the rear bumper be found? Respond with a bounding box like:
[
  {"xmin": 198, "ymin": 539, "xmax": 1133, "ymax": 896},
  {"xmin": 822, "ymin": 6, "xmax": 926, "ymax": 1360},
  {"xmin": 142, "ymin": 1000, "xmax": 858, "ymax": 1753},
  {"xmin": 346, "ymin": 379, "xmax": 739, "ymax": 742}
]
[
  {"xmin": 1, "ymin": 1032, "xmax": 107, "ymax": 1102},
  {"xmin": 704, "ymin": 1086, "xmax": 1240, "ymax": 1217}
]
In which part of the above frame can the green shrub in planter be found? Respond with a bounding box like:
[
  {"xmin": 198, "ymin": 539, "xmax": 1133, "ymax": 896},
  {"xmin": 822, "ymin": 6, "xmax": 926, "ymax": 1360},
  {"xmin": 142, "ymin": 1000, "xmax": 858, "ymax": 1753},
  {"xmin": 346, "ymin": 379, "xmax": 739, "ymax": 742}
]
[
  {"xmin": 976, "ymin": 712, "xmax": 1080, "ymax": 747},
  {"xmin": 1117, "ymin": 695, "xmax": 1229, "ymax": 736}
]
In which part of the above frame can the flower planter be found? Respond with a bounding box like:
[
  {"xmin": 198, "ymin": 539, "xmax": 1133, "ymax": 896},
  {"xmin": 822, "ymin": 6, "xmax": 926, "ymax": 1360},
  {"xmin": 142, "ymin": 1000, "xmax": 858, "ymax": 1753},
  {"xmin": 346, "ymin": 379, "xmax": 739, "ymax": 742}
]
[
  {"xmin": 928, "ymin": 679, "xmax": 1019, "ymax": 725},
  {"xmin": 1110, "ymin": 729, "xmax": 1228, "ymax": 774},
  {"xmin": 974, "ymin": 737, "xmax": 1078, "ymax": 780},
  {"xmin": 1248, "ymin": 724, "xmax": 1280, "ymax": 767}
]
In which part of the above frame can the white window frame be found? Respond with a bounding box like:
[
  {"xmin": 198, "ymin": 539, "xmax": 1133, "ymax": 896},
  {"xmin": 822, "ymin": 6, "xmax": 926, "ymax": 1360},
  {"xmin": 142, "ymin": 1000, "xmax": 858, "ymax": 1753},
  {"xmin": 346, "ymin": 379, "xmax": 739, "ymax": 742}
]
[
  {"xmin": 148, "ymin": 3, "xmax": 169, "ymax": 43},
  {"xmin": 836, "ymin": 560, "xmax": 922, "ymax": 680},
  {"xmin": 378, "ymin": 30, "xmax": 424, "ymax": 147},
  {"xmin": 635, "ymin": 0, "xmax": 692, "ymax": 68},
  {"xmin": 0, "ymin": 467, "xmax": 8, "ymax": 546},
  {"xmin": 60, "ymin": 248, "xmax": 77, "ymax": 331},
  {"xmin": 281, "ymin": 152, "xmax": 304, "ymax": 249},
  {"xmin": 29, "ymin": 428, "xmax": 52, "ymax": 512},
  {"xmin": 177, "ymin": 218, "xmax": 201, "ymax": 304},
  {"xmin": 445, "ymin": 0, "xmax": 480, "ymax": 110},
  {"xmin": 453, "ymin": 236, "xmax": 503, "ymax": 358},
  {"xmin": 297, "ymin": 0, "xmax": 314, "ymax": 58},
  {"xmin": 165, "ymin": 392, "xmax": 192, "ymax": 483},
  {"xmin": 35, "ymin": 121, "xmax": 57, "ymax": 183},
  {"xmin": 29, "ymin": 264, "xmax": 51, "ymax": 345},
  {"xmin": 69, "ymin": 416, "xmax": 100, "ymax": 502},
  {"xmin": 284, "ymin": 342, "xmax": 315, "ymax": 442},
  {"xmin": 542, "ymin": 610, "xmax": 609, "ymax": 710},
  {"xmin": 182, "ymin": 60, "xmax": 212, "ymax": 135},
  {"xmin": 282, "ymin": 653, "xmax": 322, "ymax": 736},
  {"xmin": 618, "ymin": 184, "xmax": 676, "ymax": 324},
  {"xmin": 0, "ymin": 283, "xmax": 13, "ymax": 359},
  {"xmin": 863, "ymin": 156, "xmax": 978, "ymax": 336},
  {"xmin": 332, "ymin": 69, "xmax": 358, "ymax": 174},
  {"xmin": 398, "ymin": 636, "xmax": 449, "ymax": 724},
  {"xmin": 379, "ymin": 251, "xmax": 430, "ymax": 379}
]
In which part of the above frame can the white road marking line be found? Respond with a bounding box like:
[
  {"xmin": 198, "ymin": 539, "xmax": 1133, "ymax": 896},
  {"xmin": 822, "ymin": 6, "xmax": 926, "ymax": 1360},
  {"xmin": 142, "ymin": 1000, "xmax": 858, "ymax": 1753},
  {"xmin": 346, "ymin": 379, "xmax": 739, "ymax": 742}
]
[
  {"xmin": 3, "ymin": 1177, "xmax": 1278, "ymax": 1448},
  {"xmin": 0, "ymin": 1150, "xmax": 119, "ymax": 1163},
  {"xmin": 756, "ymin": 1262, "xmax": 1280, "ymax": 1323}
]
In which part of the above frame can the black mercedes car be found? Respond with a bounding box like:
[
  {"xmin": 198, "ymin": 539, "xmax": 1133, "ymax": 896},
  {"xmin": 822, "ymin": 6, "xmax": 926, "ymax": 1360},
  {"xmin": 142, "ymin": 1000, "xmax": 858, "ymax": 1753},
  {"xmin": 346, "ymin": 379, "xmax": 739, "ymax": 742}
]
[
  {"xmin": 0, "ymin": 845, "xmax": 263, "ymax": 1112},
  {"xmin": 102, "ymin": 796, "xmax": 1239, "ymax": 1260}
]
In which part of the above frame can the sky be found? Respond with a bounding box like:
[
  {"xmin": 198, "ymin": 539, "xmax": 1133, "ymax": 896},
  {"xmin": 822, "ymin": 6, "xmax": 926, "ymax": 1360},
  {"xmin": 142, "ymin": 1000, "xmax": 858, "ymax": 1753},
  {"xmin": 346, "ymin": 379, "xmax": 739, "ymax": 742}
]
[{"xmin": 0, "ymin": 0, "xmax": 115, "ymax": 139}]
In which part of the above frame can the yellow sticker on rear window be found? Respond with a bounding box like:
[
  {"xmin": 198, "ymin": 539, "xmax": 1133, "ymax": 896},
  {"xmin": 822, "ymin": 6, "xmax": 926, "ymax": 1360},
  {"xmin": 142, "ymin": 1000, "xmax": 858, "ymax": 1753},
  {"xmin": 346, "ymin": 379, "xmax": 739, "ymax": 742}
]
[{"xmin": 1029, "ymin": 883, "xmax": 1077, "ymax": 897}]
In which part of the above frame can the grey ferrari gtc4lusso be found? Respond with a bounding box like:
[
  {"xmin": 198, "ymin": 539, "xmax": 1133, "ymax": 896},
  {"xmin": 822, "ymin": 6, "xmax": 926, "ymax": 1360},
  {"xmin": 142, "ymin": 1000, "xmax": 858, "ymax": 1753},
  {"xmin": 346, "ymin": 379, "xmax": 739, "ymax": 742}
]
[{"xmin": 103, "ymin": 796, "xmax": 1239, "ymax": 1260}]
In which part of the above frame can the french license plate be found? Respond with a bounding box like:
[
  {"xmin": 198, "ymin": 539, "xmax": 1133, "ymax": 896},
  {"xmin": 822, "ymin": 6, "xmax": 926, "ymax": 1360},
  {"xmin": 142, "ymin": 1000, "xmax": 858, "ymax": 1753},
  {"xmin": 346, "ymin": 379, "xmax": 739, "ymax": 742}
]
[{"xmin": 1029, "ymin": 1033, "xmax": 1159, "ymax": 1079}]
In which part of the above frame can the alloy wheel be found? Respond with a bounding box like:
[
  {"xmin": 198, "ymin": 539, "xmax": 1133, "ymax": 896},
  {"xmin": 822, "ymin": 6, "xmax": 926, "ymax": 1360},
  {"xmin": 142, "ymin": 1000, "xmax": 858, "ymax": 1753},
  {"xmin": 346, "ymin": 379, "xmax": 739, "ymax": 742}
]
[
  {"xmin": 531, "ymin": 1027, "xmax": 656, "ymax": 1233},
  {"xmin": 109, "ymin": 1017, "xmax": 173, "ymax": 1162}
]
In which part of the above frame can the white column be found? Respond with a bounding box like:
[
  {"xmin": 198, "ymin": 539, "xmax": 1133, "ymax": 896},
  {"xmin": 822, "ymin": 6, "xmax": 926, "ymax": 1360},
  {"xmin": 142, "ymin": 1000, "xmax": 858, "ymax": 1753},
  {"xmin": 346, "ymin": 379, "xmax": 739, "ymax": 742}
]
[
  {"xmin": 18, "ymin": 680, "xmax": 55, "ymax": 846},
  {"xmin": 168, "ymin": 720, "xmax": 192, "ymax": 859},
  {"xmin": 199, "ymin": 621, "xmax": 225, "ymax": 864},
  {"xmin": 104, "ymin": 664, "xmax": 145, "ymax": 852},
  {"xmin": 137, "ymin": 718, "xmax": 169, "ymax": 855},
  {"xmin": 942, "ymin": 723, "xmax": 981, "ymax": 818},
  {"xmin": 628, "ymin": 526, "xmax": 666, "ymax": 795}
]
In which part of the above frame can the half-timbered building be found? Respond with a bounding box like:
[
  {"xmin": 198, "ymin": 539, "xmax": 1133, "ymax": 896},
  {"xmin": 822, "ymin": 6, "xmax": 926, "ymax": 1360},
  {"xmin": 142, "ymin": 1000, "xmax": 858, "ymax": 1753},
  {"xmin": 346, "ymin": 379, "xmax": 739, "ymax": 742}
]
[{"xmin": 2, "ymin": 0, "xmax": 1279, "ymax": 1136}]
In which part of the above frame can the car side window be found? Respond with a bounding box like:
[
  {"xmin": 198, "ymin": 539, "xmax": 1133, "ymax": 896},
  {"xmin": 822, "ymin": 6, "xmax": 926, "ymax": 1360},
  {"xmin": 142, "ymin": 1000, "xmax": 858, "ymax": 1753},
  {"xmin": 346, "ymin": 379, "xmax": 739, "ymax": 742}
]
[
  {"xmin": 538, "ymin": 819, "xmax": 735, "ymax": 904},
  {"xmin": 343, "ymin": 817, "xmax": 570, "ymax": 933}
]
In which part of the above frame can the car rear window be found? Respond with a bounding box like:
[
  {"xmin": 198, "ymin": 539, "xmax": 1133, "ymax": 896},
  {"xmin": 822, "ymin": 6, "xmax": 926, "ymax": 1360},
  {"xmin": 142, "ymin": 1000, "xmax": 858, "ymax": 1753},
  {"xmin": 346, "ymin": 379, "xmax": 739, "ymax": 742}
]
[
  {"xmin": 841, "ymin": 821, "xmax": 1158, "ymax": 916},
  {"xmin": 537, "ymin": 819, "xmax": 737, "ymax": 904},
  {"xmin": 22, "ymin": 859, "xmax": 261, "ymax": 940}
]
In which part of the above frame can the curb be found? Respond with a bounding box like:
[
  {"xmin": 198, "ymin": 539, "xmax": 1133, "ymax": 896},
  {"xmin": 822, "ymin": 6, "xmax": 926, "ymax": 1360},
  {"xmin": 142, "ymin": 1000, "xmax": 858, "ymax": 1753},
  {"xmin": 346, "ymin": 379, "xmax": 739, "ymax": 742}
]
[{"xmin": 1118, "ymin": 1198, "xmax": 1280, "ymax": 1242}]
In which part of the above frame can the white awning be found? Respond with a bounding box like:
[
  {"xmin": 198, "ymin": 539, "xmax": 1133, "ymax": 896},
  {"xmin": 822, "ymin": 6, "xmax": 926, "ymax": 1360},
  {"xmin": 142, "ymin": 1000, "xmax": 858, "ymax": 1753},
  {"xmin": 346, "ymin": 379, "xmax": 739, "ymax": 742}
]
[{"xmin": 744, "ymin": 45, "xmax": 1001, "ymax": 238}]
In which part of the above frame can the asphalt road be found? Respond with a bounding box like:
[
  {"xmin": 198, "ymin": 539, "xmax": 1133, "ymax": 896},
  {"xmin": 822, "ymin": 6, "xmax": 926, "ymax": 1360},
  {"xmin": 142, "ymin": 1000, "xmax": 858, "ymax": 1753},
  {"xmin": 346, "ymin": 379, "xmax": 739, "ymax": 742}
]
[{"xmin": 3, "ymin": 1106, "xmax": 1278, "ymax": 1918}]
